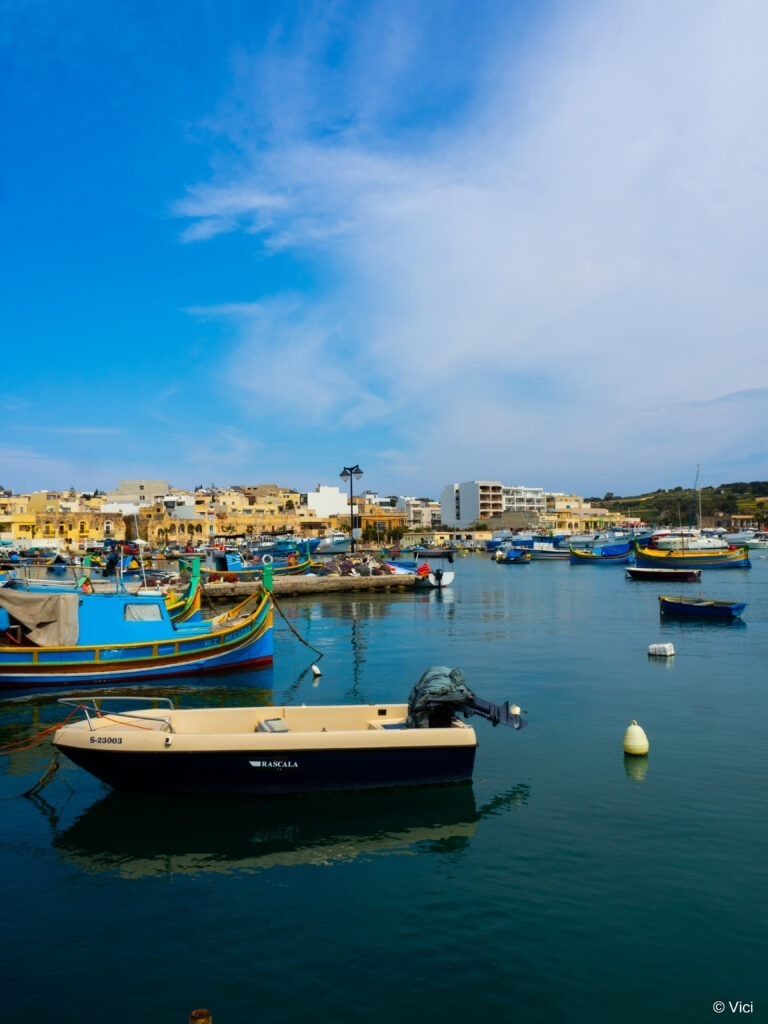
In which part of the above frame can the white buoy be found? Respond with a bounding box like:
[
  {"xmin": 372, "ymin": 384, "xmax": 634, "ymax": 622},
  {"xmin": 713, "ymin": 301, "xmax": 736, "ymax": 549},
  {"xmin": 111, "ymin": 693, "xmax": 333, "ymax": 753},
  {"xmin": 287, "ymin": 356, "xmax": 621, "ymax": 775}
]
[
  {"xmin": 623, "ymin": 720, "xmax": 649, "ymax": 756},
  {"xmin": 311, "ymin": 664, "xmax": 322, "ymax": 676},
  {"xmin": 648, "ymin": 642, "xmax": 675, "ymax": 657}
]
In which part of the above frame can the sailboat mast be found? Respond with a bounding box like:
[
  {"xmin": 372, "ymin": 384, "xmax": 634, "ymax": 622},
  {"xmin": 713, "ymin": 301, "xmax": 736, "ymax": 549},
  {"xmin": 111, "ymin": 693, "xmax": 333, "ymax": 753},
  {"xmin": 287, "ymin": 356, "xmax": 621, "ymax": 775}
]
[{"xmin": 697, "ymin": 464, "xmax": 702, "ymax": 530}]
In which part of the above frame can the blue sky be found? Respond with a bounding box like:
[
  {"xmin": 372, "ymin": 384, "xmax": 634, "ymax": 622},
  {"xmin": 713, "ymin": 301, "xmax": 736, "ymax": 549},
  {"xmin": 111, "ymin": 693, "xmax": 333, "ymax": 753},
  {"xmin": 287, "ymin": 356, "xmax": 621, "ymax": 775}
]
[{"xmin": 2, "ymin": 0, "xmax": 767, "ymax": 501}]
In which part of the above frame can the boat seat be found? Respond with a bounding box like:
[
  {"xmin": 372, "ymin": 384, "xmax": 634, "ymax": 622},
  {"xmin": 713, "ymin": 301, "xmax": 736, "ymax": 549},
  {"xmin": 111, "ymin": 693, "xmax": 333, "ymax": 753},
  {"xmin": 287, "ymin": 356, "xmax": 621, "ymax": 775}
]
[{"xmin": 257, "ymin": 718, "xmax": 289, "ymax": 733}]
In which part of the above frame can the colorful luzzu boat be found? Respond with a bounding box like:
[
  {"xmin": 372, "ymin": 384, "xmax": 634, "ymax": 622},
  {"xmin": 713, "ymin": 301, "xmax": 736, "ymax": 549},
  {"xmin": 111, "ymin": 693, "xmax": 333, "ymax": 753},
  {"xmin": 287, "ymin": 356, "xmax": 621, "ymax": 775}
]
[
  {"xmin": 633, "ymin": 543, "xmax": 751, "ymax": 569},
  {"xmin": 569, "ymin": 541, "xmax": 633, "ymax": 565},
  {"xmin": 201, "ymin": 546, "xmax": 312, "ymax": 582},
  {"xmin": 0, "ymin": 584, "xmax": 272, "ymax": 689},
  {"xmin": 3, "ymin": 558, "xmax": 203, "ymax": 625}
]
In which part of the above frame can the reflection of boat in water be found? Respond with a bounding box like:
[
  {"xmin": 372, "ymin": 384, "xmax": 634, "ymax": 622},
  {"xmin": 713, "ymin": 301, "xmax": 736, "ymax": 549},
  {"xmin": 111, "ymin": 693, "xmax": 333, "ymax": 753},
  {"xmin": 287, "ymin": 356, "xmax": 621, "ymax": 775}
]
[{"xmin": 53, "ymin": 784, "xmax": 529, "ymax": 877}]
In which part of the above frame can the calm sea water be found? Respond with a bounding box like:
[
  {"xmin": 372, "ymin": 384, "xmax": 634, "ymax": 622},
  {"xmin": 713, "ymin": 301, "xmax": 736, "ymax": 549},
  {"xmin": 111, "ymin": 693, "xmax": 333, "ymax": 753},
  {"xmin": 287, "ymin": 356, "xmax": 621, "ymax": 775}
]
[{"xmin": 2, "ymin": 554, "xmax": 766, "ymax": 1023}]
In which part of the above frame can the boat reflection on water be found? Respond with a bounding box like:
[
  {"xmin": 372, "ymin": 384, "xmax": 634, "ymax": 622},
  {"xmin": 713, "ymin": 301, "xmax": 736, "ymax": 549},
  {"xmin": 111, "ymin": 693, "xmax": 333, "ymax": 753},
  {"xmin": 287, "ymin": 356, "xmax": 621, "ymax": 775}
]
[
  {"xmin": 53, "ymin": 783, "xmax": 529, "ymax": 878},
  {"xmin": 661, "ymin": 617, "xmax": 747, "ymax": 632}
]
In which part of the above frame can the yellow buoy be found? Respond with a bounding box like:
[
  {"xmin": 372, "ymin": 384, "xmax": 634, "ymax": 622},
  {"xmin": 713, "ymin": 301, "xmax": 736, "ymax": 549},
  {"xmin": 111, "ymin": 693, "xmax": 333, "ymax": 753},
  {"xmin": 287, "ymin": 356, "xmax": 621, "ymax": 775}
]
[{"xmin": 623, "ymin": 719, "xmax": 649, "ymax": 756}]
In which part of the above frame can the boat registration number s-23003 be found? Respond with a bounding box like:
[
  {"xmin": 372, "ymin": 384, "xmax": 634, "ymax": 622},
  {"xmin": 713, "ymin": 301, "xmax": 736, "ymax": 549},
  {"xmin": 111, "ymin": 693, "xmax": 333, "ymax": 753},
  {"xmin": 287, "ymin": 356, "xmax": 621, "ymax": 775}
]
[{"xmin": 89, "ymin": 736, "xmax": 123, "ymax": 744}]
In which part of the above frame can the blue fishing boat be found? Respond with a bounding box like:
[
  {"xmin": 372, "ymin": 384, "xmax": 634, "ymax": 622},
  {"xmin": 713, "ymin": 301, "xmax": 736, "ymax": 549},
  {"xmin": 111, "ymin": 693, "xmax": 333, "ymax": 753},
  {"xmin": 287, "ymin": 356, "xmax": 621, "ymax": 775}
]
[
  {"xmin": 658, "ymin": 596, "xmax": 746, "ymax": 619},
  {"xmin": 202, "ymin": 545, "xmax": 312, "ymax": 581},
  {"xmin": 3, "ymin": 558, "xmax": 203, "ymax": 625},
  {"xmin": 569, "ymin": 541, "xmax": 633, "ymax": 565},
  {"xmin": 495, "ymin": 547, "xmax": 532, "ymax": 564},
  {"xmin": 0, "ymin": 584, "xmax": 273, "ymax": 689}
]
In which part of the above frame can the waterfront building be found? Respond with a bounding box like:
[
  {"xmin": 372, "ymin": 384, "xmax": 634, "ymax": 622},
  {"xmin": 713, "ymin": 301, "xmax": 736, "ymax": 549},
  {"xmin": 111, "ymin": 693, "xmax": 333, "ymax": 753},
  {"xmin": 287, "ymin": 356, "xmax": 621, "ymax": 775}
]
[
  {"xmin": 104, "ymin": 480, "xmax": 170, "ymax": 505},
  {"xmin": 544, "ymin": 493, "xmax": 621, "ymax": 534},
  {"xmin": 440, "ymin": 481, "xmax": 504, "ymax": 527},
  {"xmin": 397, "ymin": 497, "xmax": 442, "ymax": 529},
  {"xmin": 441, "ymin": 481, "xmax": 546, "ymax": 528}
]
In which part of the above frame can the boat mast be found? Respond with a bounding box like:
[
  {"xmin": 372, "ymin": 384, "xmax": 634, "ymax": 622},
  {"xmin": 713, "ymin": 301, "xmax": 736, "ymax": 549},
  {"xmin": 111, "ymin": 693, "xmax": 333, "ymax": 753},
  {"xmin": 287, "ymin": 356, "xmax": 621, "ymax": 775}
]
[{"xmin": 697, "ymin": 464, "xmax": 702, "ymax": 530}]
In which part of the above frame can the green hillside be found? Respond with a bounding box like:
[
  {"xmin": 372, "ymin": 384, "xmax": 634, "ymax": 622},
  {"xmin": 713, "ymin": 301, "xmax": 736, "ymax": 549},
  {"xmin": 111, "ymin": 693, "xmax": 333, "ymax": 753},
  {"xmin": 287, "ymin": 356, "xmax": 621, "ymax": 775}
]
[{"xmin": 585, "ymin": 482, "xmax": 768, "ymax": 526}]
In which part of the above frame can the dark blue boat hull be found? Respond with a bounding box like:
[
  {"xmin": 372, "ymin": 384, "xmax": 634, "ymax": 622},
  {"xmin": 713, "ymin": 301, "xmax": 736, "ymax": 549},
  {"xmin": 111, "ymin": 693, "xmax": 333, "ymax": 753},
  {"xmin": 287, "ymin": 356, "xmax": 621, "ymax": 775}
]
[{"xmin": 56, "ymin": 744, "xmax": 478, "ymax": 796}]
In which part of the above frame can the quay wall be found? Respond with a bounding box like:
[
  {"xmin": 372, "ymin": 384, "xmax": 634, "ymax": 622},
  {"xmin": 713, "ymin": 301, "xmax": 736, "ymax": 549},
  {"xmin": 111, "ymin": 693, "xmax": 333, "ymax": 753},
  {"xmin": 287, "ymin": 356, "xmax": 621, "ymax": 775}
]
[{"xmin": 203, "ymin": 574, "xmax": 416, "ymax": 601}]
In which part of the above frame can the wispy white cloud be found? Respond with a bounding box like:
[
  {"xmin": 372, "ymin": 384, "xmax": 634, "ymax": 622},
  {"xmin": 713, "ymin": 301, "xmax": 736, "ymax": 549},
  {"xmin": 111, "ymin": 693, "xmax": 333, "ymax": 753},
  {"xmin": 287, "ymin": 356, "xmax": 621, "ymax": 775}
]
[{"xmin": 175, "ymin": 0, "xmax": 768, "ymax": 495}]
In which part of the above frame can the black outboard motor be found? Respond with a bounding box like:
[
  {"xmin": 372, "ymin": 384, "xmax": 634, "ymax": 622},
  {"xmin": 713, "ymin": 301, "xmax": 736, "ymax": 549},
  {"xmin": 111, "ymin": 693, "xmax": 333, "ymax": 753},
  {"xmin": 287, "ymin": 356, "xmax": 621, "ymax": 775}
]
[{"xmin": 406, "ymin": 666, "xmax": 527, "ymax": 730}]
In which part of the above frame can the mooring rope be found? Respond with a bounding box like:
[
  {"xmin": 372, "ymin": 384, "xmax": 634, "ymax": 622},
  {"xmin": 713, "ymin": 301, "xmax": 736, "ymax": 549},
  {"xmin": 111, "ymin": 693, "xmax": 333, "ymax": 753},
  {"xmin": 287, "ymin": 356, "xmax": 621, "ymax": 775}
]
[
  {"xmin": 23, "ymin": 757, "xmax": 60, "ymax": 797},
  {"xmin": 269, "ymin": 591, "xmax": 324, "ymax": 659}
]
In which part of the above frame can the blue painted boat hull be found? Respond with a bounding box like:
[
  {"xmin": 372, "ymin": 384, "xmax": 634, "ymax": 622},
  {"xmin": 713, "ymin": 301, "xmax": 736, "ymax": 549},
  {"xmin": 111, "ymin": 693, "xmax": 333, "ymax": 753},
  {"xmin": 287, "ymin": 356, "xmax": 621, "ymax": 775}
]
[
  {"xmin": 569, "ymin": 549, "xmax": 632, "ymax": 565},
  {"xmin": 659, "ymin": 597, "xmax": 746, "ymax": 619},
  {"xmin": 0, "ymin": 593, "xmax": 273, "ymax": 688}
]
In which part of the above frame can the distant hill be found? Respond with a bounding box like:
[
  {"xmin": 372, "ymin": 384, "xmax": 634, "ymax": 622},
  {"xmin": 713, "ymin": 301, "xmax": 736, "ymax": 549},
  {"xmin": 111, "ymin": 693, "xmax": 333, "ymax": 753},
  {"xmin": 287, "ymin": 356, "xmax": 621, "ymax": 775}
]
[{"xmin": 585, "ymin": 482, "xmax": 768, "ymax": 525}]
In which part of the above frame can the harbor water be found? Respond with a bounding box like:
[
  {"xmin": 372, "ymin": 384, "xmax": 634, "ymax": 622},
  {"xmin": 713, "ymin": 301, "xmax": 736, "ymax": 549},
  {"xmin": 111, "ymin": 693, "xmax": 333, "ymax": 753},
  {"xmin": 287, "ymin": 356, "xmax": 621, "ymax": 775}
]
[{"xmin": 2, "ymin": 553, "xmax": 766, "ymax": 1022}]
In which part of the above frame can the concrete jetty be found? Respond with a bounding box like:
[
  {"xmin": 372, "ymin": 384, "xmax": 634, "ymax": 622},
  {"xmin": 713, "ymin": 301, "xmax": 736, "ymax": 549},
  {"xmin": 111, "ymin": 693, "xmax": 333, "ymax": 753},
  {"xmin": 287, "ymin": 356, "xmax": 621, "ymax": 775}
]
[{"xmin": 203, "ymin": 573, "xmax": 417, "ymax": 601}]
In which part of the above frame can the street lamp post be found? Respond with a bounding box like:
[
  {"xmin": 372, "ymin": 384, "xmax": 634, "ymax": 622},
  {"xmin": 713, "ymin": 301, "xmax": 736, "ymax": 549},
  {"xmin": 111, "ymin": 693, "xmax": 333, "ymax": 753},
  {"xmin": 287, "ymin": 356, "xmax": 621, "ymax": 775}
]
[{"xmin": 339, "ymin": 464, "xmax": 364, "ymax": 554}]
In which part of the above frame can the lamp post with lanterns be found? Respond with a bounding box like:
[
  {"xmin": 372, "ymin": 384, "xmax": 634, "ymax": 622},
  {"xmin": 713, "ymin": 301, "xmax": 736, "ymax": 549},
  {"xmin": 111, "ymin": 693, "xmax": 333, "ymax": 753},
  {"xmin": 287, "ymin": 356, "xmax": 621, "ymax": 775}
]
[{"xmin": 339, "ymin": 465, "xmax": 364, "ymax": 553}]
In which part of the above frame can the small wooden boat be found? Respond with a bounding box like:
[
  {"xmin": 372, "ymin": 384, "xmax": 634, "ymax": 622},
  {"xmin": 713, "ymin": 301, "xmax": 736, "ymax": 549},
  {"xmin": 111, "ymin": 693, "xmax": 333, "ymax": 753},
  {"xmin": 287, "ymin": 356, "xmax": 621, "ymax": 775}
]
[
  {"xmin": 0, "ymin": 585, "xmax": 273, "ymax": 689},
  {"xmin": 569, "ymin": 542, "xmax": 632, "ymax": 565},
  {"xmin": 658, "ymin": 596, "xmax": 746, "ymax": 619},
  {"xmin": 625, "ymin": 566, "xmax": 702, "ymax": 582},
  {"xmin": 634, "ymin": 544, "xmax": 751, "ymax": 569},
  {"xmin": 413, "ymin": 562, "xmax": 455, "ymax": 588},
  {"xmin": 495, "ymin": 547, "xmax": 531, "ymax": 564},
  {"xmin": 52, "ymin": 666, "xmax": 527, "ymax": 796},
  {"xmin": 412, "ymin": 547, "xmax": 457, "ymax": 559},
  {"xmin": 313, "ymin": 530, "xmax": 350, "ymax": 555},
  {"xmin": 201, "ymin": 546, "xmax": 312, "ymax": 581},
  {"xmin": 528, "ymin": 542, "xmax": 570, "ymax": 560}
]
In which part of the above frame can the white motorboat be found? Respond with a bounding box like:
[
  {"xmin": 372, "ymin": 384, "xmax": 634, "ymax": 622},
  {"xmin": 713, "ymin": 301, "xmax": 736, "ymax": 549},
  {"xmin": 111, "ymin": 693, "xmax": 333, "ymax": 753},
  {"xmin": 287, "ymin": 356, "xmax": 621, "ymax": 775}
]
[{"xmin": 53, "ymin": 667, "xmax": 526, "ymax": 796}]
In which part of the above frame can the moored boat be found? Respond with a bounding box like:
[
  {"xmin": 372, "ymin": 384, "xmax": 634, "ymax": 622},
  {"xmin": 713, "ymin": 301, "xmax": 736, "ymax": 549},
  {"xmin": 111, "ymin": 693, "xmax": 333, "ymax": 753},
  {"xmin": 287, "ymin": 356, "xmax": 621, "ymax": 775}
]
[
  {"xmin": 52, "ymin": 666, "xmax": 527, "ymax": 795},
  {"xmin": 0, "ymin": 585, "xmax": 273, "ymax": 689},
  {"xmin": 313, "ymin": 530, "xmax": 350, "ymax": 555},
  {"xmin": 634, "ymin": 543, "xmax": 751, "ymax": 569},
  {"xmin": 413, "ymin": 561, "xmax": 455, "ymax": 587},
  {"xmin": 495, "ymin": 546, "xmax": 531, "ymax": 564},
  {"xmin": 569, "ymin": 541, "xmax": 633, "ymax": 565},
  {"xmin": 649, "ymin": 529, "xmax": 729, "ymax": 551},
  {"xmin": 201, "ymin": 545, "xmax": 311, "ymax": 581},
  {"xmin": 625, "ymin": 566, "xmax": 702, "ymax": 582},
  {"xmin": 658, "ymin": 595, "xmax": 746, "ymax": 619},
  {"xmin": 3, "ymin": 557, "xmax": 204, "ymax": 624},
  {"xmin": 528, "ymin": 542, "xmax": 570, "ymax": 560}
]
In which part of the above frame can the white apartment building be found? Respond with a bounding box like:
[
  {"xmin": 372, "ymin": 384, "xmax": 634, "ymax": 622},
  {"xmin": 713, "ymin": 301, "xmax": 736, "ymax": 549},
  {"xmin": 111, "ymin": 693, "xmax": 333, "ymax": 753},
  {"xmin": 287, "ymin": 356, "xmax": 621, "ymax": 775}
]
[
  {"xmin": 440, "ymin": 480, "xmax": 546, "ymax": 527},
  {"xmin": 502, "ymin": 485, "xmax": 547, "ymax": 517},
  {"xmin": 440, "ymin": 481, "xmax": 503, "ymax": 527},
  {"xmin": 302, "ymin": 485, "xmax": 350, "ymax": 519}
]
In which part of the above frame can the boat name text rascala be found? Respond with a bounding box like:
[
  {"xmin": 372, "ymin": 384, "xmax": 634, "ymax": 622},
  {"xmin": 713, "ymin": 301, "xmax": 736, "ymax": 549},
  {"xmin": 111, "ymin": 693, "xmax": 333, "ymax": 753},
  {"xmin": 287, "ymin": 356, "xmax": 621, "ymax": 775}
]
[{"xmin": 249, "ymin": 759, "xmax": 299, "ymax": 770}]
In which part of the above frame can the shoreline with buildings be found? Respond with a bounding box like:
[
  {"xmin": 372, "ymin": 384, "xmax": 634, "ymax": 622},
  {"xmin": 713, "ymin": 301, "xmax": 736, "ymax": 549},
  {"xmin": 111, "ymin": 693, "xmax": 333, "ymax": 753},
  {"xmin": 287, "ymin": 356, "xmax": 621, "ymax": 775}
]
[{"xmin": 0, "ymin": 478, "xmax": 640, "ymax": 554}]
